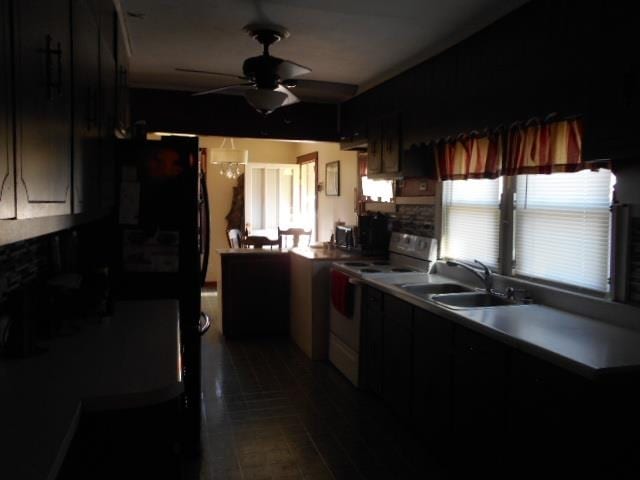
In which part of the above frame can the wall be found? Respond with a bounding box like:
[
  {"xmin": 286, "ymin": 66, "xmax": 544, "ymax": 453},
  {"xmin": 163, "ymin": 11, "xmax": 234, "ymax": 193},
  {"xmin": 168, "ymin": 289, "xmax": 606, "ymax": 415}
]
[
  {"xmin": 201, "ymin": 136, "xmax": 299, "ymax": 283},
  {"xmin": 295, "ymin": 142, "xmax": 358, "ymax": 243}
]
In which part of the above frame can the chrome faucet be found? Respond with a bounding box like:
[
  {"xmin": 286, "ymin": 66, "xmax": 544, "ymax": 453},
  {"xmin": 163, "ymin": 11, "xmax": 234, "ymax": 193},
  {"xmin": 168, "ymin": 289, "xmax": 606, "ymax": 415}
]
[{"xmin": 446, "ymin": 259, "xmax": 493, "ymax": 292}]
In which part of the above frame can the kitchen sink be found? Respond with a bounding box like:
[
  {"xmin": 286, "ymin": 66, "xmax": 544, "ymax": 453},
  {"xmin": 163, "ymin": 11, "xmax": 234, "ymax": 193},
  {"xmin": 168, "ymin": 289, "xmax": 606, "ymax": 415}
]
[
  {"xmin": 399, "ymin": 283, "xmax": 473, "ymax": 295},
  {"xmin": 431, "ymin": 292, "xmax": 516, "ymax": 308}
]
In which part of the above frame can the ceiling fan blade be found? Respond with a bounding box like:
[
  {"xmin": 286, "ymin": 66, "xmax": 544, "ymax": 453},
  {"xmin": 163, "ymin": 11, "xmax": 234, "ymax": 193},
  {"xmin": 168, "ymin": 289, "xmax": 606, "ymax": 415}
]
[
  {"xmin": 276, "ymin": 59, "xmax": 311, "ymax": 79},
  {"xmin": 275, "ymin": 85, "xmax": 299, "ymax": 106},
  {"xmin": 192, "ymin": 83, "xmax": 255, "ymax": 97},
  {"xmin": 176, "ymin": 67, "xmax": 249, "ymax": 81},
  {"xmin": 281, "ymin": 79, "xmax": 357, "ymax": 103}
]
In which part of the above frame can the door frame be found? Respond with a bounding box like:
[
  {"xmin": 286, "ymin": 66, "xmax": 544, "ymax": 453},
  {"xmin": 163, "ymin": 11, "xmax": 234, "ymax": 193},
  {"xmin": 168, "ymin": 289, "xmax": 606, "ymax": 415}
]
[{"xmin": 297, "ymin": 151, "xmax": 318, "ymax": 242}]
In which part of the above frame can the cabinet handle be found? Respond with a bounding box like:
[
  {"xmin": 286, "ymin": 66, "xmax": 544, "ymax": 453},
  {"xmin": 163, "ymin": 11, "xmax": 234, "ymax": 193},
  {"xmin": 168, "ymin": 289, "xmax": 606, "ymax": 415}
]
[
  {"xmin": 86, "ymin": 87, "xmax": 98, "ymax": 129},
  {"xmin": 44, "ymin": 35, "xmax": 62, "ymax": 100}
]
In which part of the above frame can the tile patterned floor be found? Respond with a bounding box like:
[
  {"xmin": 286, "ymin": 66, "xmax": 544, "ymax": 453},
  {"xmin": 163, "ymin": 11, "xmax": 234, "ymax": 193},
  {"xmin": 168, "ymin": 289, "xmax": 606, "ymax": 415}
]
[{"xmin": 187, "ymin": 291, "xmax": 449, "ymax": 480}]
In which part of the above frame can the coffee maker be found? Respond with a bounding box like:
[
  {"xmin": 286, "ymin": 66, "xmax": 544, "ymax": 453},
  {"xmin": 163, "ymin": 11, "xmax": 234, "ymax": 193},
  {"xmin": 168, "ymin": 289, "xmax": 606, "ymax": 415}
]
[{"xmin": 357, "ymin": 212, "xmax": 391, "ymax": 256}]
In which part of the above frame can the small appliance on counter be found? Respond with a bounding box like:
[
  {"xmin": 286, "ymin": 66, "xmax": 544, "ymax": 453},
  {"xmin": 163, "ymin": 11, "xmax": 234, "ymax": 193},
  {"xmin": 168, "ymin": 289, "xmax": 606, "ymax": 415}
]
[{"xmin": 357, "ymin": 212, "xmax": 390, "ymax": 256}]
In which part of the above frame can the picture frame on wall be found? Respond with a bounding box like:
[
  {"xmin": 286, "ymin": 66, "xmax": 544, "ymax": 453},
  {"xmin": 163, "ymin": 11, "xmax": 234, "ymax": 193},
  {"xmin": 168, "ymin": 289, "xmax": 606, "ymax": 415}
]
[{"xmin": 326, "ymin": 161, "xmax": 340, "ymax": 196}]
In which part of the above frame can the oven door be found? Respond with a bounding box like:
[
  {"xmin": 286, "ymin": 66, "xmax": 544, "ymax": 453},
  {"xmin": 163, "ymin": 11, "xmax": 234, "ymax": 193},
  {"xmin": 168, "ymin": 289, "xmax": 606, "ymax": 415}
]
[{"xmin": 328, "ymin": 273, "xmax": 362, "ymax": 386}]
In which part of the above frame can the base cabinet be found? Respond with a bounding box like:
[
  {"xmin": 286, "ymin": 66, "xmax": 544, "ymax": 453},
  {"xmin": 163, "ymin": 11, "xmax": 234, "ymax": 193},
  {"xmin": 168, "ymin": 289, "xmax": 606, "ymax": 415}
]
[
  {"xmin": 360, "ymin": 287, "xmax": 384, "ymax": 396},
  {"xmin": 382, "ymin": 295, "xmax": 413, "ymax": 422},
  {"xmin": 221, "ymin": 253, "xmax": 290, "ymax": 338},
  {"xmin": 412, "ymin": 309, "xmax": 453, "ymax": 442},
  {"xmin": 360, "ymin": 287, "xmax": 640, "ymax": 476},
  {"xmin": 452, "ymin": 326, "xmax": 509, "ymax": 464}
]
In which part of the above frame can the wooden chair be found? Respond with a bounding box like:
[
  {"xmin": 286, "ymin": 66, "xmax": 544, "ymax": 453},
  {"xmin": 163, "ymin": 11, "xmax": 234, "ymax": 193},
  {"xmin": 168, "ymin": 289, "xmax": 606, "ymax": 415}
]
[
  {"xmin": 227, "ymin": 229, "xmax": 243, "ymax": 248},
  {"xmin": 278, "ymin": 227, "xmax": 312, "ymax": 249},
  {"xmin": 242, "ymin": 235, "xmax": 279, "ymax": 249}
]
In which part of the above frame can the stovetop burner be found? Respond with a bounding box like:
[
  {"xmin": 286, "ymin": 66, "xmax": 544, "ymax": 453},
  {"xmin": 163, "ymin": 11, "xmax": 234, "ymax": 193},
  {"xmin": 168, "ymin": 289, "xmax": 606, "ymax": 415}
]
[
  {"xmin": 360, "ymin": 268, "xmax": 382, "ymax": 273},
  {"xmin": 344, "ymin": 262, "xmax": 368, "ymax": 267}
]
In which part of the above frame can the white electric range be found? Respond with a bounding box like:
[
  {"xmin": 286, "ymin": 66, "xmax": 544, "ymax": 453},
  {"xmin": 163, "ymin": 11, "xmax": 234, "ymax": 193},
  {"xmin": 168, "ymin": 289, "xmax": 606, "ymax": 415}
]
[{"xmin": 329, "ymin": 232, "xmax": 438, "ymax": 386}]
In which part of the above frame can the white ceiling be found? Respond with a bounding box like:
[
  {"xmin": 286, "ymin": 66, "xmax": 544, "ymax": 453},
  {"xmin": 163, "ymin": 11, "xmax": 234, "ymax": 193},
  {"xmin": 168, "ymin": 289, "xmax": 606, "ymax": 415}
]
[{"xmin": 121, "ymin": 0, "xmax": 529, "ymax": 100}]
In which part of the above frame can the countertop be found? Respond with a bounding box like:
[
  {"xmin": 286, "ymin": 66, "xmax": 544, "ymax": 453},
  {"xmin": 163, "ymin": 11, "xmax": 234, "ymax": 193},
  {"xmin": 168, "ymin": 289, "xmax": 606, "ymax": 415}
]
[
  {"xmin": 218, "ymin": 247, "xmax": 288, "ymax": 255},
  {"xmin": 290, "ymin": 246, "xmax": 382, "ymax": 261},
  {"xmin": 363, "ymin": 273, "xmax": 640, "ymax": 380},
  {"xmin": 218, "ymin": 246, "xmax": 380, "ymax": 261},
  {"xmin": 0, "ymin": 299, "xmax": 182, "ymax": 480}
]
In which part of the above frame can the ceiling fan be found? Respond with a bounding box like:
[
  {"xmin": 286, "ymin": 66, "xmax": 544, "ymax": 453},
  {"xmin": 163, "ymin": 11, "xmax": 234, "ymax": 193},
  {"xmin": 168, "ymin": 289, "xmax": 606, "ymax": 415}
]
[{"xmin": 176, "ymin": 23, "xmax": 357, "ymax": 115}]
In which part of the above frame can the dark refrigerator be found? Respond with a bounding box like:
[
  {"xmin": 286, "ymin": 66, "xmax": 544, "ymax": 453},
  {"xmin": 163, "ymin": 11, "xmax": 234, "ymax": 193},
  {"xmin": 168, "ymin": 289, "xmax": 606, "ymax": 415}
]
[{"xmin": 112, "ymin": 135, "xmax": 208, "ymax": 453}]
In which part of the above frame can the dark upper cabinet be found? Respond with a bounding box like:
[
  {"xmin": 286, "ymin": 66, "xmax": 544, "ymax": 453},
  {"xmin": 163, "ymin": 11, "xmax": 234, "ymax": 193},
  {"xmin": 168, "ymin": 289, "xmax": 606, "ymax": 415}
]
[
  {"xmin": 367, "ymin": 113, "xmax": 399, "ymax": 177},
  {"xmin": 115, "ymin": 20, "xmax": 130, "ymax": 138},
  {"xmin": 13, "ymin": 0, "xmax": 72, "ymax": 218},
  {"xmin": 381, "ymin": 113, "xmax": 400, "ymax": 174},
  {"xmin": 72, "ymin": 0, "xmax": 101, "ymax": 213},
  {"xmin": 382, "ymin": 294, "xmax": 413, "ymax": 422},
  {"xmin": 339, "ymin": 92, "xmax": 368, "ymax": 150},
  {"xmin": 366, "ymin": 118, "xmax": 382, "ymax": 175},
  {"xmin": 99, "ymin": 20, "xmax": 117, "ymax": 209},
  {"xmin": 412, "ymin": 309, "xmax": 453, "ymax": 441},
  {"xmin": 0, "ymin": 0, "xmax": 15, "ymax": 219},
  {"xmin": 583, "ymin": 2, "xmax": 640, "ymax": 161}
]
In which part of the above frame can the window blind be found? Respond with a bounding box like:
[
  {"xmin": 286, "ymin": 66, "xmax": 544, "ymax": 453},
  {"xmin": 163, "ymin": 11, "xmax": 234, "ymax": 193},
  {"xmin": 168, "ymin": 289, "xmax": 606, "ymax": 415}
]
[
  {"xmin": 442, "ymin": 178, "xmax": 502, "ymax": 267},
  {"xmin": 515, "ymin": 169, "xmax": 614, "ymax": 292}
]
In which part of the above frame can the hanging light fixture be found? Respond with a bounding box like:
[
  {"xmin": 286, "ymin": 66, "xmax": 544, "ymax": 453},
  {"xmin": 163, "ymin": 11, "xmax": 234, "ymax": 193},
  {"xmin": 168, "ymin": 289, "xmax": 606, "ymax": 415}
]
[{"xmin": 210, "ymin": 138, "xmax": 249, "ymax": 180}]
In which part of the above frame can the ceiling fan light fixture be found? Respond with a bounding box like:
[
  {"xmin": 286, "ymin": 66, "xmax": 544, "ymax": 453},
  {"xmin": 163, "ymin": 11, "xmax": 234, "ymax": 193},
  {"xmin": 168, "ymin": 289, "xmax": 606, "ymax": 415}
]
[{"xmin": 244, "ymin": 89, "xmax": 288, "ymax": 115}]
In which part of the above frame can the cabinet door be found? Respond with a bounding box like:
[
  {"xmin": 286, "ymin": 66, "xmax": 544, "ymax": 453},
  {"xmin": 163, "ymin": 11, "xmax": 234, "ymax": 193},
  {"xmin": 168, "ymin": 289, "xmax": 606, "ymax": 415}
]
[
  {"xmin": 508, "ymin": 350, "xmax": 594, "ymax": 474},
  {"xmin": 381, "ymin": 113, "xmax": 400, "ymax": 174},
  {"xmin": 382, "ymin": 295, "xmax": 413, "ymax": 421},
  {"xmin": 72, "ymin": 0, "xmax": 100, "ymax": 213},
  {"xmin": 0, "ymin": 0, "xmax": 15, "ymax": 219},
  {"xmin": 115, "ymin": 19, "xmax": 130, "ymax": 138},
  {"xmin": 361, "ymin": 287, "xmax": 384, "ymax": 395},
  {"xmin": 583, "ymin": 2, "xmax": 640, "ymax": 161},
  {"xmin": 99, "ymin": 36, "xmax": 116, "ymax": 209},
  {"xmin": 412, "ymin": 309, "xmax": 453, "ymax": 441},
  {"xmin": 14, "ymin": 0, "xmax": 72, "ymax": 218},
  {"xmin": 367, "ymin": 119, "xmax": 382, "ymax": 175},
  {"xmin": 452, "ymin": 327, "xmax": 508, "ymax": 459}
]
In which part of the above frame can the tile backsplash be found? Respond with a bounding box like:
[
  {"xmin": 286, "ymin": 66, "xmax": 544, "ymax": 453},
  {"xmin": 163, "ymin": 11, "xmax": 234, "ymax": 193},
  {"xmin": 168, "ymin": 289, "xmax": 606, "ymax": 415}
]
[
  {"xmin": 390, "ymin": 204, "xmax": 435, "ymax": 237},
  {"xmin": 0, "ymin": 237, "xmax": 50, "ymax": 304}
]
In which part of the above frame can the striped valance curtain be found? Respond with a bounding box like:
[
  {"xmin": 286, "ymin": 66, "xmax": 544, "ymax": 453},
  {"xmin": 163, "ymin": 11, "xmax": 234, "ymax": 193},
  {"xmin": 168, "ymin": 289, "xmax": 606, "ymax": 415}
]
[
  {"xmin": 435, "ymin": 130, "xmax": 504, "ymax": 180},
  {"xmin": 435, "ymin": 117, "xmax": 604, "ymax": 180}
]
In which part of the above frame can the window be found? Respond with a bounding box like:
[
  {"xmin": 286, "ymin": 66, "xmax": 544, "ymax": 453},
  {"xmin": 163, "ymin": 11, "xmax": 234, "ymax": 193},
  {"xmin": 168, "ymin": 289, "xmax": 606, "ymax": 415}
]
[
  {"xmin": 441, "ymin": 169, "xmax": 615, "ymax": 293},
  {"xmin": 361, "ymin": 177, "xmax": 394, "ymax": 202},
  {"xmin": 442, "ymin": 178, "xmax": 502, "ymax": 268},
  {"xmin": 514, "ymin": 170, "xmax": 614, "ymax": 292},
  {"xmin": 245, "ymin": 163, "xmax": 300, "ymax": 238}
]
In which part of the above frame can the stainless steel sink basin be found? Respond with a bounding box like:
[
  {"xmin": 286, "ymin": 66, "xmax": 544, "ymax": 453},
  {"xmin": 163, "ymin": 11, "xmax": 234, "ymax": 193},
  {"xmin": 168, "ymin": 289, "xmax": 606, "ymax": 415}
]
[
  {"xmin": 400, "ymin": 283, "xmax": 473, "ymax": 295},
  {"xmin": 431, "ymin": 292, "xmax": 515, "ymax": 308}
]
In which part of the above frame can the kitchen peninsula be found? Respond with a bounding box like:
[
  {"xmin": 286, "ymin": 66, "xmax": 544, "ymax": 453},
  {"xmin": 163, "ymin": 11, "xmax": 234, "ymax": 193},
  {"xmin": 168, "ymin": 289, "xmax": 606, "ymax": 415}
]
[{"xmin": 218, "ymin": 246, "xmax": 375, "ymax": 355}]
